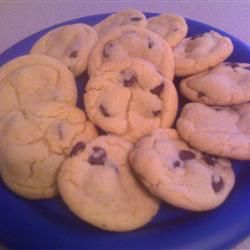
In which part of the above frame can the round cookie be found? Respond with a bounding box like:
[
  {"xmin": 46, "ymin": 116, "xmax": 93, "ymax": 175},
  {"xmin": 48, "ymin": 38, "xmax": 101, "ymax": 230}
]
[
  {"xmin": 147, "ymin": 13, "xmax": 188, "ymax": 47},
  {"xmin": 180, "ymin": 62, "xmax": 250, "ymax": 105},
  {"xmin": 129, "ymin": 129, "xmax": 235, "ymax": 211},
  {"xmin": 94, "ymin": 9, "xmax": 147, "ymax": 37},
  {"xmin": 0, "ymin": 55, "xmax": 77, "ymax": 121},
  {"xmin": 58, "ymin": 135, "xmax": 159, "ymax": 232},
  {"xmin": 177, "ymin": 102, "xmax": 250, "ymax": 160},
  {"xmin": 84, "ymin": 57, "xmax": 178, "ymax": 142},
  {"xmin": 30, "ymin": 24, "xmax": 98, "ymax": 77},
  {"xmin": 0, "ymin": 102, "xmax": 97, "ymax": 199},
  {"xmin": 88, "ymin": 25, "xmax": 175, "ymax": 80},
  {"xmin": 174, "ymin": 30, "xmax": 233, "ymax": 76}
]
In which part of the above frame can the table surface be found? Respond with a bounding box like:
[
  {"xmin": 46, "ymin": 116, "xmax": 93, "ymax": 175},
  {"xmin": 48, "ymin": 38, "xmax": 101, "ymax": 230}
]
[{"xmin": 0, "ymin": 1, "xmax": 250, "ymax": 250}]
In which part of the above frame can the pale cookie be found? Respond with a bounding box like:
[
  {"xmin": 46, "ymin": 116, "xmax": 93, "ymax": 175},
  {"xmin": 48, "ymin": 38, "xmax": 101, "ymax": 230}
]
[
  {"xmin": 30, "ymin": 24, "xmax": 98, "ymax": 77},
  {"xmin": 147, "ymin": 13, "xmax": 188, "ymax": 47},
  {"xmin": 0, "ymin": 102, "xmax": 97, "ymax": 199},
  {"xmin": 177, "ymin": 102, "xmax": 250, "ymax": 160},
  {"xmin": 94, "ymin": 9, "xmax": 147, "ymax": 37},
  {"xmin": 88, "ymin": 25, "xmax": 174, "ymax": 80},
  {"xmin": 84, "ymin": 58, "xmax": 178, "ymax": 142},
  {"xmin": 180, "ymin": 62, "xmax": 250, "ymax": 105},
  {"xmin": 129, "ymin": 129, "xmax": 235, "ymax": 211},
  {"xmin": 0, "ymin": 55, "xmax": 77, "ymax": 121},
  {"xmin": 174, "ymin": 30, "xmax": 233, "ymax": 76},
  {"xmin": 58, "ymin": 135, "xmax": 159, "ymax": 232}
]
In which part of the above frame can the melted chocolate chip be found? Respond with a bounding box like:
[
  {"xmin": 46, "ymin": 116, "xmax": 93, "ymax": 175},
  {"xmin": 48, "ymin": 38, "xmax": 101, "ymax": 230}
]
[
  {"xmin": 95, "ymin": 126, "xmax": 108, "ymax": 135},
  {"xmin": 244, "ymin": 66, "xmax": 250, "ymax": 71},
  {"xmin": 150, "ymin": 83, "xmax": 164, "ymax": 96},
  {"xmin": 69, "ymin": 50, "xmax": 78, "ymax": 58},
  {"xmin": 103, "ymin": 42, "xmax": 113, "ymax": 58},
  {"xmin": 148, "ymin": 38, "xmax": 154, "ymax": 49},
  {"xmin": 100, "ymin": 105, "xmax": 110, "ymax": 117},
  {"xmin": 174, "ymin": 160, "xmax": 181, "ymax": 167},
  {"xmin": 153, "ymin": 110, "xmax": 161, "ymax": 116},
  {"xmin": 211, "ymin": 175, "xmax": 224, "ymax": 193},
  {"xmin": 130, "ymin": 17, "xmax": 142, "ymax": 21},
  {"xmin": 57, "ymin": 124, "xmax": 63, "ymax": 140},
  {"xmin": 214, "ymin": 107, "xmax": 222, "ymax": 111},
  {"xmin": 121, "ymin": 71, "xmax": 137, "ymax": 87},
  {"xmin": 88, "ymin": 147, "xmax": 107, "ymax": 165},
  {"xmin": 190, "ymin": 34, "xmax": 203, "ymax": 40},
  {"xmin": 179, "ymin": 150, "xmax": 195, "ymax": 160},
  {"xmin": 70, "ymin": 142, "xmax": 86, "ymax": 157},
  {"xmin": 202, "ymin": 153, "xmax": 217, "ymax": 166},
  {"xmin": 198, "ymin": 91, "xmax": 206, "ymax": 98}
]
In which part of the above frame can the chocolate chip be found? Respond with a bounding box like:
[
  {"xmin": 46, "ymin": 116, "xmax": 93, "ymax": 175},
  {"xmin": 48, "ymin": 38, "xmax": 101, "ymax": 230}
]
[
  {"xmin": 244, "ymin": 66, "xmax": 250, "ymax": 71},
  {"xmin": 70, "ymin": 142, "xmax": 86, "ymax": 157},
  {"xmin": 179, "ymin": 150, "xmax": 195, "ymax": 160},
  {"xmin": 174, "ymin": 160, "xmax": 181, "ymax": 167},
  {"xmin": 190, "ymin": 34, "xmax": 203, "ymax": 40},
  {"xmin": 130, "ymin": 17, "xmax": 142, "ymax": 21},
  {"xmin": 88, "ymin": 147, "xmax": 107, "ymax": 165},
  {"xmin": 150, "ymin": 83, "xmax": 164, "ymax": 96},
  {"xmin": 95, "ymin": 126, "xmax": 107, "ymax": 135},
  {"xmin": 202, "ymin": 153, "xmax": 217, "ymax": 166},
  {"xmin": 100, "ymin": 105, "xmax": 110, "ymax": 117},
  {"xmin": 103, "ymin": 42, "xmax": 113, "ymax": 58},
  {"xmin": 198, "ymin": 91, "xmax": 206, "ymax": 98},
  {"xmin": 152, "ymin": 110, "xmax": 161, "ymax": 116},
  {"xmin": 148, "ymin": 38, "xmax": 154, "ymax": 49},
  {"xmin": 121, "ymin": 71, "xmax": 137, "ymax": 87},
  {"xmin": 211, "ymin": 175, "xmax": 224, "ymax": 193},
  {"xmin": 57, "ymin": 124, "xmax": 63, "ymax": 140},
  {"xmin": 214, "ymin": 107, "xmax": 222, "ymax": 111},
  {"xmin": 225, "ymin": 62, "xmax": 239, "ymax": 68},
  {"xmin": 69, "ymin": 50, "xmax": 78, "ymax": 58}
]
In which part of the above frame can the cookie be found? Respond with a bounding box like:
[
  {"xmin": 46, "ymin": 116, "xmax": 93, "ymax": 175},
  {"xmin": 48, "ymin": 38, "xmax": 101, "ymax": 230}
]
[
  {"xmin": 129, "ymin": 129, "xmax": 235, "ymax": 211},
  {"xmin": 180, "ymin": 62, "xmax": 250, "ymax": 105},
  {"xmin": 84, "ymin": 57, "xmax": 178, "ymax": 142},
  {"xmin": 58, "ymin": 135, "xmax": 159, "ymax": 232},
  {"xmin": 94, "ymin": 9, "xmax": 147, "ymax": 37},
  {"xmin": 174, "ymin": 30, "xmax": 233, "ymax": 76},
  {"xmin": 177, "ymin": 102, "xmax": 250, "ymax": 160},
  {"xmin": 30, "ymin": 24, "xmax": 98, "ymax": 77},
  {"xmin": 0, "ymin": 55, "xmax": 77, "ymax": 121},
  {"xmin": 147, "ymin": 13, "xmax": 188, "ymax": 47},
  {"xmin": 0, "ymin": 102, "xmax": 97, "ymax": 199},
  {"xmin": 88, "ymin": 25, "xmax": 175, "ymax": 80}
]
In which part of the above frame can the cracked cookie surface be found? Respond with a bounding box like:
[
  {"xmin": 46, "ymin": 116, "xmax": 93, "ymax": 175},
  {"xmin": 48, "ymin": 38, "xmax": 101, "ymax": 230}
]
[
  {"xmin": 129, "ymin": 129, "xmax": 235, "ymax": 211},
  {"xmin": 174, "ymin": 30, "xmax": 233, "ymax": 76},
  {"xmin": 0, "ymin": 55, "xmax": 77, "ymax": 122},
  {"xmin": 30, "ymin": 24, "xmax": 98, "ymax": 77},
  {"xmin": 58, "ymin": 135, "xmax": 159, "ymax": 232},
  {"xmin": 0, "ymin": 102, "xmax": 97, "ymax": 199},
  {"xmin": 88, "ymin": 25, "xmax": 174, "ymax": 80},
  {"xmin": 180, "ymin": 62, "xmax": 250, "ymax": 105},
  {"xmin": 147, "ymin": 13, "xmax": 188, "ymax": 47},
  {"xmin": 94, "ymin": 9, "xmax": 147, "ymax": 37},
  {"xmin": 177, "ymin": 102, "xmax": 250, "ymax": 159},
  {"xmin": 84, "ymin": 58, "xmax": 178, "ymax": 142}
]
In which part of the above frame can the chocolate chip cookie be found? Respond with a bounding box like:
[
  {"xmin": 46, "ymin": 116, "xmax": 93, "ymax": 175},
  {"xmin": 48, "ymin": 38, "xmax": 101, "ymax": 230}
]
[
  {"xmin": 174, "ymin": 30, "xmax": 233, "ymax": 76},
  {"xmin": 177, "ymin": 102, "xmax": 250, "ymax": 159},
  {"xmin": 88, "ymin": 25, "xmax": 175, "ymax": 80},
  {"xmin": 94, "ymin": 9, "xmax": 147, "ymax": 37},
  {"xmin": 30, "ymin": 24, "xmax": 98, "ymax": 77},
  {"xmin": 58, "ymin": 135, "xmax": 159, "ymax": 231},
  {"xmin": 84, "ymin": 57, "xmax": 178, "ymax": 142},
  {"xmin": 0, "ymin": 102, "xmax": 97, "ymax": 199},
  {"xmin": 180, "ymin": 62, "xmax": 250, "ymax": 105},
  {"xmin": 129, "ymin": 129, "xmax": 235, "ymax": 211},
  {"xmin": 147, "ymin": 13, "xmax": 188, "ymax": 47}
]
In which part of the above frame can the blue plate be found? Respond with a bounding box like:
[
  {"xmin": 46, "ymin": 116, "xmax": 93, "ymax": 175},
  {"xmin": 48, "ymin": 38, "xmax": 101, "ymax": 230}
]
[{"xmin": 0, "ymin": 13, "xmax": 250, "ymax": 250}]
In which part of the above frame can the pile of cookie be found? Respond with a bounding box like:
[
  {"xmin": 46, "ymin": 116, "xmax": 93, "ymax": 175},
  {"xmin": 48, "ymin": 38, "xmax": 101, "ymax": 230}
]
[{"xmin": 0, "ymin": 9, "xmax": 248, "ymax": 232}]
